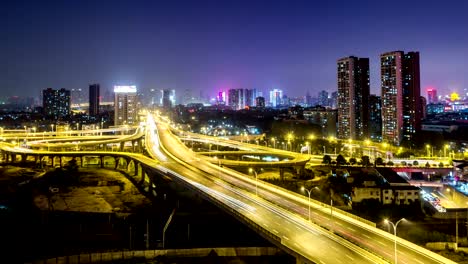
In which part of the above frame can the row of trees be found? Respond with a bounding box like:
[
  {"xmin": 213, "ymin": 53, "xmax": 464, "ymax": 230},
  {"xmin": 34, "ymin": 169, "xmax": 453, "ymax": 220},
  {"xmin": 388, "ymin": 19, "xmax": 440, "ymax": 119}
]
[
  {"xmin": 322, "ymin": 154, "xmax": 371, "ymax": 166},
  {"xmin": 321, "ymin": 155, "xmax": 449, "ymax": 167}
]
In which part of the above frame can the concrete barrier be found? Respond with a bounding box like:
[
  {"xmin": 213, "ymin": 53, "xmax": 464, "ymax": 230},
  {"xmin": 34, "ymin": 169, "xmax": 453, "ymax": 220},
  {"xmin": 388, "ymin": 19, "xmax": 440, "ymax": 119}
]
[
  {"xmin": 28, "ymin": 247, "xmax": 283, "ymax": 264},
  {"xmin": 426, "ymin": 242, "xmax": 457, "ymax": 251}
]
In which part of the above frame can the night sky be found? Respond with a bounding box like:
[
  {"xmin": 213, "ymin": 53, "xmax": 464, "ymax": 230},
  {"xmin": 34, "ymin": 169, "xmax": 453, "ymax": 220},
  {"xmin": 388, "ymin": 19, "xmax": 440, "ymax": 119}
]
[{"xmin": 3, "ymin": 0, "xmax": 468, "ymax": 99}]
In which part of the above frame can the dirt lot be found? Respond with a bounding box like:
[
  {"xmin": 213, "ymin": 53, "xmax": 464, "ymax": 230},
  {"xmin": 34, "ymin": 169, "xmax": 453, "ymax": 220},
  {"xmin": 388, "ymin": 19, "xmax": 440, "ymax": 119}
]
[
  {"xmin": 0, "ymin": 165, "xmax": 151, "ymax": 213},
  {"xmin": 40, "ymin": 168, "xmax": 152, "ymax": 213}
]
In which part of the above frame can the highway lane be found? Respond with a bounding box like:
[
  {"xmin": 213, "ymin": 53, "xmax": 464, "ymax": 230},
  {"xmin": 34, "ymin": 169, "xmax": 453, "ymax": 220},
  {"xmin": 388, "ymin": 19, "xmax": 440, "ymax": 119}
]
[
  {"xmin": 151, "ymin": 114, "xmax": 455, "ymax": 264},
  {"xmin": 147, "ymin": 114, "xmax": 385, "ymax": 264}
]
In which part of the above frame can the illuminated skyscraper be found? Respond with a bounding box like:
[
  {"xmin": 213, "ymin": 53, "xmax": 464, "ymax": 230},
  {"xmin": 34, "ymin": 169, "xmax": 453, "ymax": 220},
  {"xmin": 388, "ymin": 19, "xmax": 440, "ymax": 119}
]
[
  {"xmin": 427, "ymin": 88, "xmax": 437, "ymax": 104},
  {"xmin": 269, "ymin": 89, "xmax": 283, "ymax": 108},
  {"xmin": 381, "ymin": 51, "xmax": 421, "ymax": 145},
  {"xmin": 89, "ymin": 84, "xmax": 100, "ymax": 117},
  {"xmin": 402, "ymin": 52, "xmax": 421, "ymax": 144},
  {"xmin": 227, "ymin": 88, "xmax": 256, "ymax": 110},
  {"xmin": 161, "ymin": 89, "xmax": 175, "ymax": 109},
  {"xmin": 337, "ymin": 56, "xmax": 370, "ymax": 140},
  {"xmin": 43, "ymin": 88, "xmax": 71, "ymax": 119},
  {"xmin": 114, "ymin": 85, "xmax": 138, "ymax": 126}
]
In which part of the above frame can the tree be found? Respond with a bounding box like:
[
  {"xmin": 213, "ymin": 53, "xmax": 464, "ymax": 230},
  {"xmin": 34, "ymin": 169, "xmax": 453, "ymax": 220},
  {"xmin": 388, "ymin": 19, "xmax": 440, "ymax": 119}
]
[
  {"xmin": 387, "ymin": 161, "xmax": 394, "ymax": 166},
  {"xmin": 361, "ymin": 156, "xmax": 371, "ymax": 166},
  {"xmin": 425, "ymin": 162, "xmax": 430, "ymax": 168},
  {"xmin": 322, "ymin": 155, "xmax": 332, "ymax": 164},
  {"xmin": 349, "ymin": 157, "xmax": 357, "ymax": 165},
  {"xmin": 336, "ymin": 154, "xmax": 347, "ymax": 166},
  {"xmin": 413, "ymin": 160, "xmax": 419, "ymax": 166},
  {"xmin": 375, "ymin": 157, "xmax": 384, "ymax": 166}
]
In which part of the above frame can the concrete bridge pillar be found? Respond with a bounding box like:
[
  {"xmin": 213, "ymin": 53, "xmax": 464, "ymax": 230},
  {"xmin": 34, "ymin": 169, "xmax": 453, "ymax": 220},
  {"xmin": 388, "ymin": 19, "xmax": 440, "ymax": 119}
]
[
  {"xmin": 100, "ymin": 156, "xmax": 104, "ymax": 168},
  {"xmin": 20, "ymin": 154, "xmax": 27, "ymax": 164},
  {"xmin": 59, "ymin": 156, "xmax": 62, "ymax": 168},
  {"xmin": 279, "ymin": 168, "xmax": 285, "ymax": 181},
  {"xmin": 120, "ymin": 142, "xmax": 125, "ymax": 151}
]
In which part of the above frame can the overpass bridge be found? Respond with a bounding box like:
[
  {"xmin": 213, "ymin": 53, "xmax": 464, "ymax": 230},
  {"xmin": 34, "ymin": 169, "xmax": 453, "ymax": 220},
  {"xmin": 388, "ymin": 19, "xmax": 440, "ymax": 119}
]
[{"xmin": 0, "ymin": 115, "xmax": 456, "ymax": 264}]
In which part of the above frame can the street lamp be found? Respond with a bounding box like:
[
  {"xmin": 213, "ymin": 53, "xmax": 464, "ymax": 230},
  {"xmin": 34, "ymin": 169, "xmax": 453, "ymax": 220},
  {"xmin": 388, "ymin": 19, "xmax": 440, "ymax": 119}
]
[
  {"xmin": 301, "ymin": 186, "xmax": 313, "ymax": 221},
  {"xmin": 271, "ymin": 138, "xmax": 276, "ymax": 149},
  {"xmin": 214, "ymin": 156, "xmax": 221, "ymax": 177},
  {"xmin": 249, "ymin": 168, "xmax": 258, "ymax": 196},
  {"xmin": 444, "ymin": 144, "xmax": 450, "ymax": 158},
  {"xmin": 384, "ymin": 218, "xmax": 406, "ymax": 264}
]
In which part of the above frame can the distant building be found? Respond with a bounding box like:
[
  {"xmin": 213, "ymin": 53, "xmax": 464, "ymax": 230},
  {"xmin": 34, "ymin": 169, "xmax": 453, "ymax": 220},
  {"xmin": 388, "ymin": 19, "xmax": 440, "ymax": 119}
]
[
  {"xmin": 89, "ymin": 84, "xmax": 100, "ymax": 117},
  {"xmin": 114, "ymin": 85, "xmax": 138, "ymax": 126},
  {"xmin": 426, "ymin": 103, "xmax": 445, "ymax": 115},
  {"xmin": 337, "ymin": 56, "xmax": 370, "ymax": 140},
  {"xmin": 70, "ymin": 88, "xmax": 84, "ymax": 105},
  {"xmin": 303, "ymin": 106, "xmax": 337, "ymax": 137},
  {"xmin": 43, "ymin": 88, "xmax": 71, "ymax": 119},
  {"xmin": 330, "ymin": 91, "xmax": 338, "ymax": 108},
  {"xmin": 305, "ymin": 91, "xmax": 313, "ymax": 107},
  {"xmin": 369, "ymin": 95, "xmax": 382, "ymax": 142},
  {"xmin": 161, "ymin": 89, "xmax": 176, "ymax": 109},
  {"xmin": 149, "ymin": 89, "xmax": 159, "ymax": 107},
  {"xmin": 427, "ymin": 88, "xmax": 438, "ymax": 104},
  {"xmin": 227, "ymin": 88, "xmax": 256, "ymax": 110},
  {"xmin": 269, "ymin": 89, "xmax": 283, "ymax": 108},
  {"xmin": 419, "ymin": 96, "xmax": 427, "ymax": 120},
  {"xmin": 255, "ymin": 96, "xmax": 265, "ymax": 108},
  {"xmin": 318, "ymin": 90, "xmax": 329, "ymax": 107}
]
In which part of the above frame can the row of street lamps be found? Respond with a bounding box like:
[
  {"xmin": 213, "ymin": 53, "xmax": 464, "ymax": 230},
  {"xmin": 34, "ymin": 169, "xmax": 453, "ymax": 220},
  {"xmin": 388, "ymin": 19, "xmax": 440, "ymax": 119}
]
[{"xmin": 301, "ymin": 185, "xmax": 405, "ymax": 264}]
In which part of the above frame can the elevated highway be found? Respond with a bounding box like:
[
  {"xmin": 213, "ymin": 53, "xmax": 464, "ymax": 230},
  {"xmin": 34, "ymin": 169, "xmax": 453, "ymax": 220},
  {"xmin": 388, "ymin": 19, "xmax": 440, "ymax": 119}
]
[
  {"xmin": 0, "ymin": 117, "xmax": 456, "ymax": 264},
  {"xmin": 148, "ymin": 114, "xmax": 455, "ymax": 264}
]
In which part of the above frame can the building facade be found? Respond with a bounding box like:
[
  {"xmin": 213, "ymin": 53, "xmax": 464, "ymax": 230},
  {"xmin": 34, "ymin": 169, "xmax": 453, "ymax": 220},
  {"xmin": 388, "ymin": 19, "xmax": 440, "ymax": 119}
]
[
  {"xmin": 381, "ymin": 51, "xmax": 404, "ymax": 145},
  {"xmin": 337, "ymin": 56, "xmax": 370, "ymax": 140},
  {"xmin": 381, "ymin": 51, "xmax": 421, "ymax": 146},
  {"xmin": 369, "ymin": 95, "xmax": 382, "ymax": 142},
  {"xmin": 43, "ymin": 88, "xmax": 71, "ymax": 119},
  {"xmin": 114, "ymin": 85, "xmax": 138, "ymax": 126},
  {"xmin": 89, "ymin": 84, "xmax": 100, "ymax": 117},
  {"xmin": 402, "ymin": 52, "xmax": 421, "ymax": 144}
]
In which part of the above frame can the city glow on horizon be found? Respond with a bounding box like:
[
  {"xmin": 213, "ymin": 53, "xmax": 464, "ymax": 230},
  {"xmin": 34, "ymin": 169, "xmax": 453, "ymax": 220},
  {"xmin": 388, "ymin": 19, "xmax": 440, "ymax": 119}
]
[{"xmin": 114, "ymin": 85, "xmax": 137, "ymax": 93}]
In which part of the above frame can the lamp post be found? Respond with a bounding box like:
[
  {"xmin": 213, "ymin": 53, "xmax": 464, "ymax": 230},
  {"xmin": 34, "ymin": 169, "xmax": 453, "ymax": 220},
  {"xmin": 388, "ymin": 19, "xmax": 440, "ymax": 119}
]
[
  {"xmin": 301, "ymin": 186, "xmax": 313, "ymax": 221},
  {"xmin": 214, "ymin": 156, "xmax": 221, "ymax": 178},
  {"xmin": 385, "ymin": 218, "xmax": 406, "ymax": 264},
  {"xmin": 249, "ymin": 168, "xmax": 258, "ymax": 196},
  {"xmin": 444, "ymin": 144, "xmax": 450, "ymax": 158}
]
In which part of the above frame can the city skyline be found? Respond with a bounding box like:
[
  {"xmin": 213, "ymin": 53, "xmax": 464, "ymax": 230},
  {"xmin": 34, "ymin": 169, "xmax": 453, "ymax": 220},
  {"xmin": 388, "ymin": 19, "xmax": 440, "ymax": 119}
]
[{"xmin": 3, "ymin": 0, "xmax": 468, "ymax": 98}]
